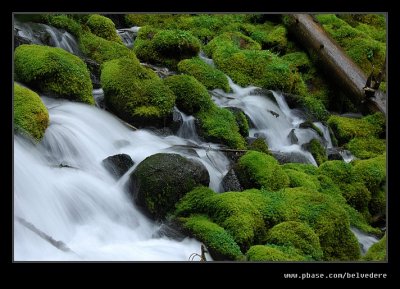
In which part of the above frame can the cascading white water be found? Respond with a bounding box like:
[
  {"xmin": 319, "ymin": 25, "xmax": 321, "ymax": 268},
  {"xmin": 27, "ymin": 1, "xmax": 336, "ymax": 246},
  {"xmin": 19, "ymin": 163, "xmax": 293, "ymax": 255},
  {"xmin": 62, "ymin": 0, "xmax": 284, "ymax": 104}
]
[
  {"xmin": 15, "ymin": 20, "xmax": 82, "ymax": 57},
  {"xmin": 117, "ymin": 26, "xmax": 140, "ymax": 48},
  {"xmin": 350, "ymin": 227, "xmax": 381, "ymax": 254},
  {"xmin": 210, "ymin": 78, "xmax": 319, "ymax": 165},
  {"xmin": 14, "ymin": 97, "xmax": 229, "ymax": 261}
]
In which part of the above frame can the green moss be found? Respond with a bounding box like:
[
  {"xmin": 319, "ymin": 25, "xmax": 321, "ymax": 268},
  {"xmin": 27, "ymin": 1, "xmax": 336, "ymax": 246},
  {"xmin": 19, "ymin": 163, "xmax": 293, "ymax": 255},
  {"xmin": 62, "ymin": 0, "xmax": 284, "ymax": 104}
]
[
  {"xmin": 308, "ymin": 139, "xmax": 327, "ymax": 166},
  {"xmin": 346, "ymin": 137, "xmax": 386, "ymax": 159},
  {"xmin": 196, "ymin": 106, "xmax": 246, "ymax": 149},
  {"xmin": 281, "ymin": 162, "xmax": 319, "ymax": 176},
  {"xmin": 363, "ymin": 234, "xmax": 386, "ymax": 261},
  {"xmin": 42, "ymin": 14, "xmax": 83, "ymax": 37},
  {"xmin": 177, "ymin": 57, "xmax": 230, "ymax": 92},
  {"xmin": 79, "ymin": 31, "xmax": 134, "ymax": 64},
  {"xmin": 247, "ymin": 137, "xmax": 270, "ymax": 154},
  {"xmin": 341, "ymin": 182, "xmax": 372, "ymax": 215},
  {"xmin": 266, "ymin": 221, "xmax": 323, "ymax": 260},
  {"xmin": 315, "ymin": 14, "xmax": 386, "ymax": 76},
  {"xmin": 301, "ymin": 96, "xmax": 329, "ymax": 121},
  {"xmin": 134, "ymin": 27, "xmax": 201, "ymax": 70},
  {"xmin": 178, "ymin": 215, "xmax": 244, "ymax": 261},
  {"xmin": 328, "ymin": 114, "xmax": 384, "ymax": 146},
  {"xmin": 246, "ymin": 244, "xmax": 305, "ymax": 261},
  {"xmin": 236, "ymin": 151, "xmax": 289, "ymax": 191},
  {"xmin": 299, "ymin": 120, "xmax": 324, "ymax": 137},
  {"xmin": 175, "ymin": 187, "xmax": 269, "ymax": 250},
  {"xmin": 229, "ymin": 109, "xmax": 249, "ymax": 137},
  {"xmin": 100, "ymin": 56, "xmax": 175, "ymax": 127},
  {"xmin": 163, "ymin": 74, "xmax": 212, "ymax": 115},
  {"xmin": 318, "ymin": 160, "xmax": 354, "ymax": 185},
  {"xmin": 282, "ymin": 52, "xmax": 311, "ymax": 71},
  {"xmin": 14, "ymin": 44, "xmax": 94, "ymax": 105},
  {"xmin": 14, "ymin": 83, "xmax": 49, "ymax": 141},
  {"xmin": 284, "ymin": 168, "xmax": 320, "ymax": 191},
  {"xmin": 369, "ymin": 189, "xmax": 386, "ymax": 219},
  {"xmin": 345, "ymin": 205, "xmax": 382, "ymax": 236},
  {"xmin": 352, "ymin": 154, "xmax": 386, "ymax": 194},
  {"xmin": 86, "ymin": 14, "xmax": 123, "ymax": 44}
]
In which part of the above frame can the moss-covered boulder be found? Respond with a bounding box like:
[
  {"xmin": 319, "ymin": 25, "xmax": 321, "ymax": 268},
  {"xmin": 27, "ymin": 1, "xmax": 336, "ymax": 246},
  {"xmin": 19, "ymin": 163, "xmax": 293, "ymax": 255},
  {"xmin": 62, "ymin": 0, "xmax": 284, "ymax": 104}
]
[
  {"xmin": 284, "ymin": 168, "xmax": 320, "ymax": 191},
  {"xmin": 246, "ymin": 244, "xmax": 305, "ymax": 261},
  {"xmin": 100, "ymin": 56, "xmax": 176, "ymax": 127},
  {"xmin": 346, "ymin": 137, "xmax": 386, "ymax": 159},
  {"xmin": 129, "ymin": 153, "xmax": 209, "ymax": 220},
  {"xmin": 327, "ymin": 113, "xmax": 385, "ymax": 146},
  {"xmin": 176, "ymin": 215, "xmax": 244, "ymax": 261},
  {"xmin": 265, "ymin": 221, "xmax": 323, "ymax": 260},
  {"xmin": 164, "ymin": 74, "xmax": 213, "ymax": 115},
  {"xmin": 203, "ymin": 32, "xmax": 306, "ymax": 95},
  {"xmin": 14, "ymin": 44, "xmax": 94, "ymax": 105},
  {"xmin": 86, "ymin": 14, "xmax": 123, "ymax": 43},
  {"xmin": 196, "ymin": 106, "xmax": 246, "ymax": 149},
  {"xmin": 177, "ymin": 57, "xmax": 230, "ymax": 92},
  {"xmin": 303, "ymin": 139, "xmax": 327, "ymax": 166},
  {"xmin": 175, "ymin": 187, "xmax": 269, "ymax": 251},
  {"xmin": 79, "ymin": 32, "xmax": 134, "ymax": 64},
  {"xmin": 102, "ymin": 153, "xmax": 134, "ymax": 179},
  {"xmin": 235, "ymin": 151, "xmax": 289, "ymax": 191},
  {"xmin": 363, "ymin": 234, "xmax": 386, "ymax": 261},
  {"xmin": 134, "ymin": 26, "xmax": 201, "ymax": 70},
  {"xmin": 226, "ymin": 107, "xmax": 249, "ymax": 138},
  {"xmin": 318, "ymin": 160, "xmax": 354, "ymax": 185},
  {"xmin": 352, "ymin": 154, "xmax": 386, "ymax": 194},
  {"xmin": 14, "ymin": 83, "xmax": 49, "ymax": 141},
  {"xmin": 247, "ymin": 137, "xmax": 270, "ymax": 154}
]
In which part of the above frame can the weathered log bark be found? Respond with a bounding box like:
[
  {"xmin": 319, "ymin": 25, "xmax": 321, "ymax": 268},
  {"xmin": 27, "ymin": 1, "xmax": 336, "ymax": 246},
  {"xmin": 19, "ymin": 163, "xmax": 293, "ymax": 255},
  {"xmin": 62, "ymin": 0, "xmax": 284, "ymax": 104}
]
[{"xmin": 285, "ymin": 14, "xmax": 386, "ymax": 115}]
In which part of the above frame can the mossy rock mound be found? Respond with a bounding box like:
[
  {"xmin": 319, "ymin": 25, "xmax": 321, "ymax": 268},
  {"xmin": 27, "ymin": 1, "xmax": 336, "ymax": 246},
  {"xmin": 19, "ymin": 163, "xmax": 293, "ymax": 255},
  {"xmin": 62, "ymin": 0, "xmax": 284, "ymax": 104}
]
[
  {"xmin": 129, "ymin": 153, "xmax": 210, "ymax": 220},
  {"xmin": 246, "ymin": 244, "xmax": 305, "ymax": 261},
  {"xmin": 235, "ymin": 151, "xmax": 289, "ymax": 191},
  {"xmin": 86, "ymin": 14, "xmax": 123, "ymax": 43},
  {"xmin": 14, "ymin": 44, "xmax": 94, "ymax": 105},
  {"xmin": 303, "ymin": 139, "xmax": 327, "ymax": 166},
  {"xmin": 176, "ymin": 215, "xmax": 244, "ymax": 261},
  {"xmin": 346, "ymin": 136, "xmax": 386, "ymax": 159},
  {"xmin": 352, "ymin": 154, "xmax": 386, "ymax": 194},
  {"xmin": 203, "ymin": 32, "xmax": 306, "ymax": 95},
  {"xmin": 196, "ymin": 106, "xmax": 246, "ymax": 149},
  {"xmin": 164, "ymin": 74, "xmax": 213, "ymax": 115},
  {"xmin": 327, "ymin": 113, "xmax": 385, "ymax": 146},
  {"xmin": 177, "ymin": 57, "xmax": 230, "ymax": 92},
  {"xmin": 100, "ymin": 56, "xmax": 176, "ymax": 128},
  {"xmin": 14, "ymin": 83, "xmax": 49, "ymax": 141},
  {"xmin": 266, "ymin": 221, "xmax": 323, "ymax": 260},
  {"xmin": 134, "ymin": 26, "xmax": 201, "ymax": 70}
]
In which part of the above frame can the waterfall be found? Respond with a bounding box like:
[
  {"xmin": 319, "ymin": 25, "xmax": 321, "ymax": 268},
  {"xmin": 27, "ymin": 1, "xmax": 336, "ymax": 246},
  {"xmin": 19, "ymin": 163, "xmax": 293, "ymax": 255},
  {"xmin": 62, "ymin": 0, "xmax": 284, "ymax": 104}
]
[
  {"xmin": 117, "ymin": 26, "xmax": 140, "ymax": 48},
  {"xmin": 14, "ymin": 97, "xmax": 221, "ymax": 261},
  {"xmin": 350, "ymin": 227, "xmax": 380, "ymax": 254}
]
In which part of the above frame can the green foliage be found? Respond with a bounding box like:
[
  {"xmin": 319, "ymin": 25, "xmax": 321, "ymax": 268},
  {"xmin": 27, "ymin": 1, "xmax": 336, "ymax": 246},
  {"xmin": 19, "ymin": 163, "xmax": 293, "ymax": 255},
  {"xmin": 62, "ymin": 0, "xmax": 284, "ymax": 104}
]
[
  {"xmin": 345, "ymin": 205, "xmax": 382, "ymax": 236},
  {"xmin": 178, "ymin": 215, "xmax": 244, "ymax": 261},
  {"xmin": 282, "ymin": 162, "xmax": 319, "ymax": 175},
  {"xmin": 228, "ymin": 109, "xmax": 249, "ymax": 137},
  {"xmin": 14, "ymin": 83, "xmax": 49, "ymax": 141},
  {"xmin": 369, "ymin": 189, "xmax": 386, "ymax": 218},
  {"xmin": 134, "ymin": 27, "xmax": 201, "ymax": 70},
  {"xmin": 14, "ymin": 44, "xmax": 94, "ymax": 104},
  {"xmin": 266, "ymin": 221, "xmax": 323, "ymax": 260},
  {"xmin": 301, "ymin": 96, "xmax": 329, "ymax": 121},
  {"xmin": 177, "ymin": 57, "xmax": 230, "ymax": 92},
  {"xmin": 86, "ymin": 14, "xmax": 123, "ymax": 43},
  {"xmin": 163, "ymin": 74, "xmax": 212, "ymax": 115},
  {"xmin": 346, "ymin": 137, "xmax": 386, "ymax": 159},
  {"xmin": 246, "ymin": 245, "xmax": 305, "ymax": 261},
  {"xmin": 247, "ymin": 138, "xmax": 270, "ymax": 154},
  {"xmin": 235, "ymin": 151, "xmax": 289, "ymax": 191},
  {"xmin": 79, "ymin": 31, "xmax": 134, "ymax": 64},
  {"xmin": 196, "ymin": 106, "xmax": 246, "ymax": 149},
  {"xmin": 318, "ymin": 160, "xmax": 354, "ymax": 185},
  {"xmin": 308, "ymin": 139, "xmax": 327, "ymax": 166},
  {"xmin": 363, "ymin": 234, "xmax": 386, "ymax": 261},
  {"xmin": 101, "ymin": 56, "xmax": 175, "ymax": 127}
]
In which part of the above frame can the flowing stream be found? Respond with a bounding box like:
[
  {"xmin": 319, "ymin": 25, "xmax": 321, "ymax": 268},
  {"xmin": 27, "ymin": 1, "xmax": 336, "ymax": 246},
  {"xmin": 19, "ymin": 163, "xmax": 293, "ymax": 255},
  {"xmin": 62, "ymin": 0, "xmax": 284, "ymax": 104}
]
[{"xmin": 14, "ymin": 21, "xmax": 378, "ymax": 260}]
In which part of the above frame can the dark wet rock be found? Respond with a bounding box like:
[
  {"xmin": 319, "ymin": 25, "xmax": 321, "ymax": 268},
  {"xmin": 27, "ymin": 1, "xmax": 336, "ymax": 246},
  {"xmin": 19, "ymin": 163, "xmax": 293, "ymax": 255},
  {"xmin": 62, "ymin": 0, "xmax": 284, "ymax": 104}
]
[
  {"xmin": 129, "ymin": 153, "xmax": 210, "ymax": 220},
  {"xmin": 102, "ymin": 153, "xmax": 134, "ymax": 179},
  {"xmin": 169, "ymin": 108, "xmax": 183, "ymax": 133},
  {"xmin": 14, "ymin": 34, "xmax": 32, "ymax": 49},
  {"xmin": 222, "ymin": 168, "xmax": 243, "ymax": 192},
  {"xmin": 84, "ymin": 58, "xmax": 101, "ymax": 89},
  {"xmin": 287, "ymin": 128, "xmax": 298, "ymax": 144},
  {"xmin": 281, "ymin": 92, "xmax": 303, "ymax": 109},
  {"xmin": 271, "ymin": 151, "xmax": 312, "ymax": 165},
  {"xmin": 327, "ymin": 148, "xmax": 344, "ymax": 161},
  {"xmin": 152, "ymin": 221, "xmax": 186, "ymax": 241}
]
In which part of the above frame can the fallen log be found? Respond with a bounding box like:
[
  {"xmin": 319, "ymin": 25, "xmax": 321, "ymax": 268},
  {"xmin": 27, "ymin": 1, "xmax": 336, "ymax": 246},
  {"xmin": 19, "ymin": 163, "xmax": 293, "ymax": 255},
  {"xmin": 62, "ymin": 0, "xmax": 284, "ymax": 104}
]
[{"xmin": 285, "ymin": 14, "xmax": 386, "ymax": 115}]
